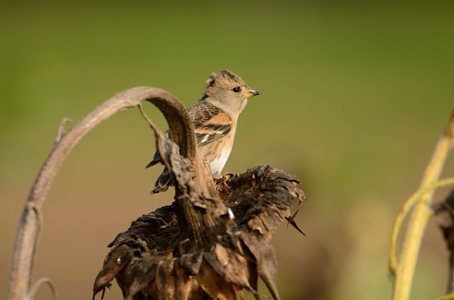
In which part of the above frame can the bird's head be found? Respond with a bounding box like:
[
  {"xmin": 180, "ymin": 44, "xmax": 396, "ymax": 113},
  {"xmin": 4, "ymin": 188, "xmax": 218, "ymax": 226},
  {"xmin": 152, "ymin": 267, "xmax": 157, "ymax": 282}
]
[{"xmin": 203, "ymin": 69, "xmax": 261, "ymax": 116}]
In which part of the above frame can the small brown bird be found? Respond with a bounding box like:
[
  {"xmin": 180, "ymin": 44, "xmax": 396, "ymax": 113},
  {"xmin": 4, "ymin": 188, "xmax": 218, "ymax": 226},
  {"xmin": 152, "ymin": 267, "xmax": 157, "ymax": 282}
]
[{"xmin": 147, "ymin": 69, "xmax": 261, "ymax": 193}]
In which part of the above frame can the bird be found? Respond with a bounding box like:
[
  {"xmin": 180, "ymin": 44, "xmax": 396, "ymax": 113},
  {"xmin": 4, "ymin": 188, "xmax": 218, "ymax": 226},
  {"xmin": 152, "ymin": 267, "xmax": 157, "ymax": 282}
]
[{"xmin": 147, "ymin": 69, "xmax": 262, "ymax": 193}]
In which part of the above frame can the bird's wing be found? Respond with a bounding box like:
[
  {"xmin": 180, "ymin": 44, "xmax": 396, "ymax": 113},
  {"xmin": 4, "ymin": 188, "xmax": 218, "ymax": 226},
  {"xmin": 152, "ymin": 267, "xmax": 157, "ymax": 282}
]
[
  {"xmin": 189, "ymin": 101, "xmax": 233, "ymax": 147},
  {"xmin": 146, "ymin": 101, "xmax": 232, "ymax": 168}
]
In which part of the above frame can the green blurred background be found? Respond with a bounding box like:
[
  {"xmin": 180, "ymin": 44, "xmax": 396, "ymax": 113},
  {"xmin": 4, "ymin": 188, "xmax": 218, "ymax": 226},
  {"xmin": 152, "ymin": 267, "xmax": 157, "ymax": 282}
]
[{"xmin": 1, "ymin": 1, "xmax": 454, "ymax": 299}]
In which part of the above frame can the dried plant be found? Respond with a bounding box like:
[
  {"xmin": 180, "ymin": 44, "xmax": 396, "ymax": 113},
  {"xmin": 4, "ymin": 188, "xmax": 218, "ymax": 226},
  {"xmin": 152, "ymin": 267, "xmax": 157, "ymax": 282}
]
[{"xmin": 7, "ymin": 86, "xmax": 304, "ymax": 300}]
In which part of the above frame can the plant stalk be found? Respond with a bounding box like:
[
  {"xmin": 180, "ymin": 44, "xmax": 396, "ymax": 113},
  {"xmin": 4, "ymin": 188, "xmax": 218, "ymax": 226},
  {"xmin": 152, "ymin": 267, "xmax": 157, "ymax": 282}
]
[{"xmin": 393, "ymin": 113, "xmax": 454, "ymax": 300}]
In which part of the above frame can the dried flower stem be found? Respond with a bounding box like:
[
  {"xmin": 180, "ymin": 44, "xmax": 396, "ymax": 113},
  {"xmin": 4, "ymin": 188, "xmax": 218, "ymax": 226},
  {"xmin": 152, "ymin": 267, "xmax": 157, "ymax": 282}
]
[{"xmin": 7, "ymin": 87, "xmax": 191, "ymax": 300}]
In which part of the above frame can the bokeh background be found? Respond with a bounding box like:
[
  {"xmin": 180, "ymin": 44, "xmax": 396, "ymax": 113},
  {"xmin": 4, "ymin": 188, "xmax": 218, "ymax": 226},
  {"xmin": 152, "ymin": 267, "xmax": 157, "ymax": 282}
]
[{"xmin": 1, "ymin": 1, "xmax": 454, "ymax": 299}]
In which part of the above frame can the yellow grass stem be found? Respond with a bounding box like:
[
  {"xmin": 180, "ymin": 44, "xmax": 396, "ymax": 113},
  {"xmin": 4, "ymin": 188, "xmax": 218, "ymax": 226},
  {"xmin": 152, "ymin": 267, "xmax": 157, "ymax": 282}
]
[
  {"xmin": 389, "ymin": 177, "xmax": 454, "ymax": 276},
  {"xmin": 392, "ymin": 113, "xmax": 454, "ymax": 300}
]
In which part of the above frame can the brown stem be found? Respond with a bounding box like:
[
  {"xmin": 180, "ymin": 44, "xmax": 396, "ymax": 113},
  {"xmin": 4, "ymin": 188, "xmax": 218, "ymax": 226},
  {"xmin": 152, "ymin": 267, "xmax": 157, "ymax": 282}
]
[
  {"xmin": 448, "ymin": 253, "xmax": 454, "ymax": 294},
  {"xmin": 7, "ymin": 87, "xmax": 197, "ymax": 300},
  {"xmin": 435, "ymin": 190, "xmax": 454, "ymax": 296},
  {"xmin": 137, "ymin": 103, "xmax": 223, "ymax": 247}
]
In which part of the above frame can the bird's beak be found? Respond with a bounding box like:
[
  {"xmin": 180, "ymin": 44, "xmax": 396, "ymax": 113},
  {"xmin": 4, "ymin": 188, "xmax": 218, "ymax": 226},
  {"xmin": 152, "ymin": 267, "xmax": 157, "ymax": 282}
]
[{"xmin": 245, "ymin": 88, "xmax": 262, "ymax": 99}]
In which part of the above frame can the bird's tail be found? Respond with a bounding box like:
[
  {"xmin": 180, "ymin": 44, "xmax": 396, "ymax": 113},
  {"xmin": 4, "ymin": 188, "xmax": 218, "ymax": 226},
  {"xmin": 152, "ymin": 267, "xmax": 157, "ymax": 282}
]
[
  {"xmin": 145, "ymin": 159, "xmax": 159, "ymax": 169},
  {"xmin": 151, "ymin": 168, "xmax": 172, "ymax": 194}
]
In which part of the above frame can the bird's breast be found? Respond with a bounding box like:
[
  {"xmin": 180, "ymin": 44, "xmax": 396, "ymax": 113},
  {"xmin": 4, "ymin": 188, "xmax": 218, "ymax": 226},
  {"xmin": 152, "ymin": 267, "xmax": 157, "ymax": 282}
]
[{"xmin": 208, "ymin": 146, "xmax": 232, "ymax": 176}]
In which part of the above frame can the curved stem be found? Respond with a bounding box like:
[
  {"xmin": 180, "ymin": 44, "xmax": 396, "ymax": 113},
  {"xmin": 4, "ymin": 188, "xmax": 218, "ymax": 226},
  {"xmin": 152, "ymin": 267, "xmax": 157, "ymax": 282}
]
[
  {"xmin": 28, "ymin": 277, "xmax": 57, "ymax": 300},
  {"xmin": 392, "ymin": 112, "xmax": 454, "ymax": 300},
  {"xmin": 389, "ymin": 177, "xmax": 454, "ymax": 276},
  {"xmin": 7, "ymin": 87, "xmax": 196, "ymax": 300}
]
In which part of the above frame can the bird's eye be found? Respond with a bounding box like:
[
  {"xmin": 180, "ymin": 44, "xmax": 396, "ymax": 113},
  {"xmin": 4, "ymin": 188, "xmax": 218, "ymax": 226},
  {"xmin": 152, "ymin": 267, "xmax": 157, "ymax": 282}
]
[{"xmin": 232, "ymin": 87, "xmax": 241, "ymax": 93}]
